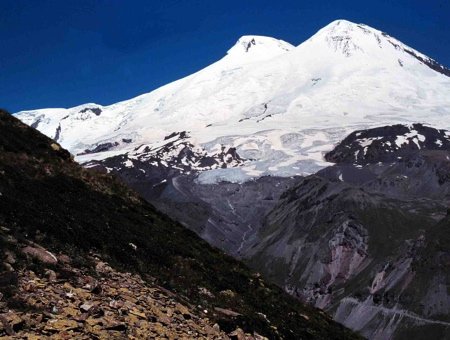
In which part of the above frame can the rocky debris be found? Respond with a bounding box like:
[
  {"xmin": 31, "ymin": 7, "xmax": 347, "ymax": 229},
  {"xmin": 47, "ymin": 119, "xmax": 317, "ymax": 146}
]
[
  {"xmin": 0, "ymin": 238, "xmax": 265, "ymax": 340},
  {"xmin": 0, "ymin": 257, "xmax": 252, "ymax": 339}
]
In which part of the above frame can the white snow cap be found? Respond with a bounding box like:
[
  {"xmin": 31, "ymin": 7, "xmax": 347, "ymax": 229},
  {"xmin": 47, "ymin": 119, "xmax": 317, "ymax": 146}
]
[
  {"xmin": 16, "ymin": 19, "xmax": 450, "ymax": 183},
  {"xmin": 226, "ymin": 35, "xmax": 294, "ymax": 62}
]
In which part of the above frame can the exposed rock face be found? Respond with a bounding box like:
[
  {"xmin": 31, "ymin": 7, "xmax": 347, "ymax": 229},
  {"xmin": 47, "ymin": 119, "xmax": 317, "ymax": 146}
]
[
  {"xmin": 84, "ymin": 131, "xmax": 246, "ymax": 190},
  {"xmin": 79, "ymin": 142, "xmax": 119, "ymax": 155},
  {"xmin": 244, "ymin": 125, "xmax": 450, "ymax": 339},
  {"xmin": 325, "ymin": 123, "xmax": 450, "ymax": 165},
  {"xmin": 152, "ymin": 175, "xmax": 299, "ymax": 257},
  {"xmin": 79, "ymin": 107, "xmax": 102, "ymax": 116}
]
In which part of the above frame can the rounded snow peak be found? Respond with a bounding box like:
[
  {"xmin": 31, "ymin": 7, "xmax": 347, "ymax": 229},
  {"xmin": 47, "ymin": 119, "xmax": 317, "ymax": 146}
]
[
  {"xmin": 226, "ymin": 35, "xmax": 294, "ymax": 62},
  {"xmin": 317, "ymin": 19, "xmax": 379, "ymax": 38},
  {"xmin": 306, "ymin": 19, "xmax": 387, "ymax": 57}
]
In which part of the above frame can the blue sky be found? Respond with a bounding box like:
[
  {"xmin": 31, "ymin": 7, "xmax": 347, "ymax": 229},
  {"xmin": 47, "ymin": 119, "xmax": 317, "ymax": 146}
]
[{"xmin": 1, "ymin": 0, "xmax": 449, "ymax": 113}]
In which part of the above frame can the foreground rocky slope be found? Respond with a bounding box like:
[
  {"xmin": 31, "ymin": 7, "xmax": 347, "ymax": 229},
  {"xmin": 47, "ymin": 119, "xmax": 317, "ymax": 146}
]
[
  {"xmin": 0, "ymin": 110, "xmax": 360, "ymax": 339},
  {"xmin": 0, "ymin": 241, "xmax": 228, "ymax": 339}
]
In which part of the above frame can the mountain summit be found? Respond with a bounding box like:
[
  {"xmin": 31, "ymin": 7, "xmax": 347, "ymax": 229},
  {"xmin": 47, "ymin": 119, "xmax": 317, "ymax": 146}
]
[
  {"xmin": 226, "ymin": 35, "xmax": 294, "ymax": 62},
  {"xmin": 17, "ymin": 20, "xmax": 450, "ymax": 183}
]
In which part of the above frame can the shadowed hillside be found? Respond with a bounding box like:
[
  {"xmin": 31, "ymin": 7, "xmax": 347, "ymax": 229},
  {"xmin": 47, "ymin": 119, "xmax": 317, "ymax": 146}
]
[{"xmin": 0, "ymin": 110, "xmax": 361, "ymax": 339}]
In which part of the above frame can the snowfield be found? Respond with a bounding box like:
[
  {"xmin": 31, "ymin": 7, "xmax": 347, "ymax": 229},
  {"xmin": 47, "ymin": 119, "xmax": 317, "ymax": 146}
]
[{"xmin": 17, "ymin": 20, "xmax": 450, "ymax": 183}]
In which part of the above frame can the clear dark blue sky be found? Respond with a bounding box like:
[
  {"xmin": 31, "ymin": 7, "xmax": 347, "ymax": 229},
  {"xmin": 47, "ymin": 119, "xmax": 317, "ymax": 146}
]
[{"xmin": 1, "ymin": 0, "xmax": 449, "ymax": 113}]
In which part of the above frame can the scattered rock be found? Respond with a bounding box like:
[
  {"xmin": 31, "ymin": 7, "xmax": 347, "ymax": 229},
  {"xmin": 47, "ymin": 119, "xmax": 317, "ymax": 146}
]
[
  {"xmin": 199, "ymin": 286, "xmax": 215, "ymax": 298},
  {"xmin": 4, "ymin": 251, "xmax": 16, "ymax": 264},
  {"xmin": 3, "ymin": 263, "xmax": 14, "ymax": 272},
  {"xmin": 0, "ymin": 256, "xmax": 228, "ymax": 338},
  {"xmin": 45, "ymin": 269, "xmax": 57, "ymax": 282},
  {"xmin": 80, "ymin": 303, "xmax": 93, "ymax": 313},
  {"xmin": 44, "ymin": 319, "xmax": 79, "ymax": 332},
  {"xmin": 214, "ymin": 307, "xmax": 242, "ymax": 317},
  {"xmin": 300, "ymin": 313, "xmax": 310, "ymax": 321},
  {"xmin": 219, "ymin": 289, "xmax": 236, "ymax": 298},
  {"xmin": 50, "ymin": 143, "xmax": 61, "ymax": 151},
  {"xmin": 0, "ymin": 314, "xmax": 15, "ymax": 336},
  {"xmin": 22, "ymin": 245, "xmax": 58, "ymax": 265},
  {"xmin": 57, "ymin": 254, "xmax": 71, "ymax": 264},
  {"xmin": 229, "ymin": 327, "xmax": 246, "ymax": 340},
  {"xmin": 95, "ymin": 261, "xmax": 112, "ymax": 274}
]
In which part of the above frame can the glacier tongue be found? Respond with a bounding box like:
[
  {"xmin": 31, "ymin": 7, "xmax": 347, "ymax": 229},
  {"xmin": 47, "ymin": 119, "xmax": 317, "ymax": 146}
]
[{"xmin": 16, "ymin": 19, "xmax": 450, "ymax": 183}]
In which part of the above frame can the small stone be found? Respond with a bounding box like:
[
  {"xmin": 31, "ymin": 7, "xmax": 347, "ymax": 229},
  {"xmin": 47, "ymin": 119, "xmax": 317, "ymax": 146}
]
[
  {"xmin": 50, "ymin": 143, "xmax": 61, "ymax": 151},
  {"xmin": 95, "ymin": 261, "xmax": 112, "ymax": 274},
  {"xmin": 129, "ymin": 309, "xmax": 146, "ymax": 319},
  {"xmin": 80, "ymin": 303, "xmax": 93, "ymax": 312},
  {"xmin": 214, "ymin": 307, "xmax": 241, "ymax": 317},
  {"xmin": 58, "ymin": 254, "xmax": 71, "ymax": 264},
  {"xmin": 44, "ymin": 319, "xmax": 79, "ymax": 332},
  {"xmin": 219, "ymin": 289, "xmax": 236, "ymax": 298},
  {"xmin": 109, "ymin": 299, "xmax": 124, "ymax": 309},
  {"xmin": 4, "ymin": 251, "xmax": 16, "ymax": 264},
  {"xmin": 229, "ymin": 327, "xmax": 246, "ymax": 340},
  {"xmin": 198, "ymin": 287, "xmax": 215, "ymax": 298},
  {"xmin": 3, "ymin": 263, "xmax": 14, "ymax": 272},
  {"xmin": 45, "ymin": 269, "xmax": 57, "ymax": 282}
]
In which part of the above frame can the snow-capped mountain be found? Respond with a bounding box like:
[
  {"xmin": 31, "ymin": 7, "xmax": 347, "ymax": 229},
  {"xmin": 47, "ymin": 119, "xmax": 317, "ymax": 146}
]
[
  {"xmin": 13, "ymin": 20, "xmax": 450, "ymax": 340},
  {"xmin": 17, "ymin": 19, "xmax": 450, "ymax": 182}
]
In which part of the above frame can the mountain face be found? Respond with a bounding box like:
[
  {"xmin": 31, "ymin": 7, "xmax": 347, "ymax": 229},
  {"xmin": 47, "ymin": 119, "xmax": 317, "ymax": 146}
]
[
  {"xmin": 246, "ymin": 124, "xmax": 450, "ymax": 339},
  {"xmin": 0, "ymin": 110, "xmax": 361, "ymax": 339},
  {"xmin": 13, "ymin": 19, "xmax": 450, "ymax": 339},
  {"xmin": 16, "ymin": 19, "xmax": 450, "ymax": 182}
]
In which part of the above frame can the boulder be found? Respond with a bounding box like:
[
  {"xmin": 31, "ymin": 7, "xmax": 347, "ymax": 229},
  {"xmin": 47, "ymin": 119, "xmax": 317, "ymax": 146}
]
[{"xmin": 22, "ymin": 245, "xmax": 58, "ymax": 265}]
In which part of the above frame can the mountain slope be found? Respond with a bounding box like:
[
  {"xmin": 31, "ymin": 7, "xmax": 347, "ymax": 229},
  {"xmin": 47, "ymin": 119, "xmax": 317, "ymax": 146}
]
[
  {"xmin": 0, "ymin": 110, "xmax": 361, "ymax": 339},
  {"xmin": 244, "ymin": 124, "xmax": 450, "ymax": 339},
  {"xmin": 16, "ymin": 19, "xmax": 450, "ymax": 182}
]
